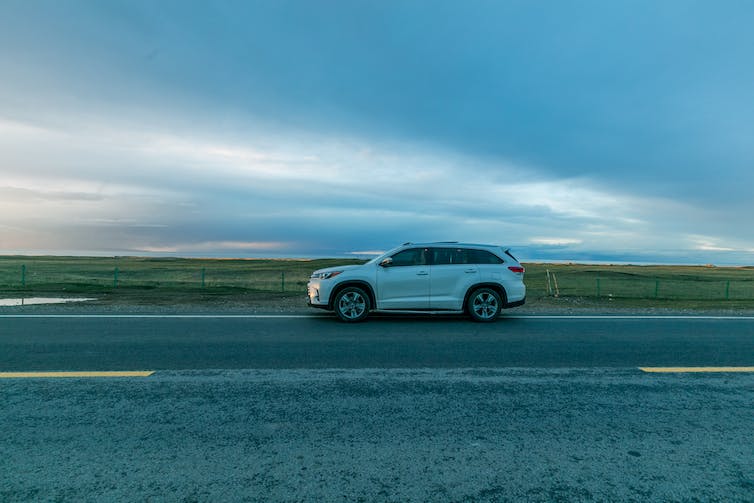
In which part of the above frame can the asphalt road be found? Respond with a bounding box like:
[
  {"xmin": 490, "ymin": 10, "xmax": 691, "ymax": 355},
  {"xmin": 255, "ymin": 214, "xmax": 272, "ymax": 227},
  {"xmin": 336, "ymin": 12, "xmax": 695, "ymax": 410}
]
[
  {"xmin": 1, "ymin": 314, "xmax": 754, "ymax": 370},
  {"xmin": 2, "ymin": 314, "xmax": 753, "ymax": 502}
]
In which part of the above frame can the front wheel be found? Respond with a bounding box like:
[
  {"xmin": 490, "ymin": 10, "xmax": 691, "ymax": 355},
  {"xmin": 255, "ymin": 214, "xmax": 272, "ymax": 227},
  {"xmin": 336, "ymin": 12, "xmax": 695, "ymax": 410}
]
[
  {"xmin": 467, "ymin": 288, "xmax": 502, "ymax": 322},
  {"xmin": 334, "ymin": 286, "xmax": 370, "ymax": 322}
]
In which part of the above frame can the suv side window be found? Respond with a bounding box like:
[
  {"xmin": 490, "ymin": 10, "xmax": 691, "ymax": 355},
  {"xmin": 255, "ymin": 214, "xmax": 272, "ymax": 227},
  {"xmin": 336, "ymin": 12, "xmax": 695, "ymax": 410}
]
[
  {"xmin": 390, "ymin": 248, "xmax": 429, "ymax": 266},
  {"xmin": 432, "ymin": 248, "xmax": 469, "ymax": 265},
  {"xmin": 466, "ymin": 249, "xmax": 504, "ymax": 264}
]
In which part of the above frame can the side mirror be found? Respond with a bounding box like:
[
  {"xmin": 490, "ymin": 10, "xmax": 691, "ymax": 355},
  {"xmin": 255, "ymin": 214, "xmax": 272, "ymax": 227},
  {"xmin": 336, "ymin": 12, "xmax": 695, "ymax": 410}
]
[{"xmin": 379, "ymin": 257, "xmax": 393, "ymax": 267}]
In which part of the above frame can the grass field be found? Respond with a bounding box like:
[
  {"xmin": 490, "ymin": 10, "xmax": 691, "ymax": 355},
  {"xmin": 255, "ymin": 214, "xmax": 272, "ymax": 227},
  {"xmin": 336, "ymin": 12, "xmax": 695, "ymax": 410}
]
[
  {"xmin": 1, "ymin": 256, "xmax": 753, "ymax": 310},
  {"xmin": 0, "ymin": 256, "xmax": 364, "ymax": 307},
  {"xmin": 524, "ymin": 262, "xmax": 754, "ymax": 310}
]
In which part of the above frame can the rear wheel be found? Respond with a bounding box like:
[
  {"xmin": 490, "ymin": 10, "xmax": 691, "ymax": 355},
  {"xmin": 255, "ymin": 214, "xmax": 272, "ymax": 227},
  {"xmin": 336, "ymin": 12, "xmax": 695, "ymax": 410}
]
[
  {"xmin": 334, "ymin": 286, "xmax": 370, "ymax": 322},
  {"xmin": 467, "ymin": 288, "xmax": 502, "ymax": 322}
]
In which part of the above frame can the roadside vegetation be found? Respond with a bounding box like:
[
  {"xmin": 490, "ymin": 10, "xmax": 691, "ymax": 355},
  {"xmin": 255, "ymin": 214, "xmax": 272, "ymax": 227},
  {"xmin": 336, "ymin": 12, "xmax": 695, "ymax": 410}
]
[
  {"xmin": 524, "ymin": 263, "xmax": 754, "ymax": 311},
  {"xmin": 1, "ymin": 256, "xmax": 753, "ymax": 310}
]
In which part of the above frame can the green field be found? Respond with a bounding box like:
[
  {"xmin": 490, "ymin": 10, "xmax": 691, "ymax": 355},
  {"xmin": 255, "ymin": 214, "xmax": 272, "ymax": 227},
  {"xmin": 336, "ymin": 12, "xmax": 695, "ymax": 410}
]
[
  {"xmin": 0, "ymin": 256, "xmax": 364, "ymax": 306},
  {"xmin": 524, "ymin": 262, "xmax": 754, "ymax": 310},
  {"xmin": 1, "ymin": 256, "xmax": 753, "ymax": 309}
]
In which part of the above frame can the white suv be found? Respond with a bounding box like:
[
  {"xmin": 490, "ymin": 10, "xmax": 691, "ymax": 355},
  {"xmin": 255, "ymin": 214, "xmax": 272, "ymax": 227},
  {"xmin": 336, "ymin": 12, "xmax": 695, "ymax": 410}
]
[{"xmin": 307, "ymin": 242, "xmax": 526, "ymax": 322}]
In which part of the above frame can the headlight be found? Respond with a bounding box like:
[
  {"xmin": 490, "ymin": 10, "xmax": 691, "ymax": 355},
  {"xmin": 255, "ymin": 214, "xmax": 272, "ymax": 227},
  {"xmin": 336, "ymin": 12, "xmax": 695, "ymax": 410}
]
[{"xmin": 310, "ymin": 271, "xmax": 342, "ymax": 280}]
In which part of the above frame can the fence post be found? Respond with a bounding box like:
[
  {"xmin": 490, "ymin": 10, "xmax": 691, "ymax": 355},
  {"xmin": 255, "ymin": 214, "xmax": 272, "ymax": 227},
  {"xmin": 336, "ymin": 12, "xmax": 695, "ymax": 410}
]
[
  {"xmin": 552, "ymin": 273, "xmax": 560, "ymax": 298},
  {"xmin": 655, "ymin": 279, "xmax": 660, "ymax": 299},
  {"xmin": 21, "ymin": 264, "xmax": 26, "ymax": 288},
  {"xmin": 114, "ymin": 267, "xmax": 119, "ymax": 288},
  {"xmin": 281, "ymin": 271, "xmax": 285, "ymax": 292},
  {"xmin": 596, "ymin": 278, "xmax": 601, "ymax": 298},
  {"xmin": 201, "ymin": 267, "xmax": 206, "ymax": 288},
  {"xmin": 725, "ymin": 280, "xmax": 730, "ymax": 300}
]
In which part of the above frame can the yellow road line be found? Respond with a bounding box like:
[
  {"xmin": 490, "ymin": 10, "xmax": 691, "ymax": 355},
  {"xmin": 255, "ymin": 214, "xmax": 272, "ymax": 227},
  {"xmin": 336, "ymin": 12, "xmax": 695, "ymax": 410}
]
[
  {"xmin": 640, "ymin": 367, "xmax": 754, "ymax": 373},
  {"xmin": 0, "ymin": 371, "xmax": 155, "ymax": 378}
]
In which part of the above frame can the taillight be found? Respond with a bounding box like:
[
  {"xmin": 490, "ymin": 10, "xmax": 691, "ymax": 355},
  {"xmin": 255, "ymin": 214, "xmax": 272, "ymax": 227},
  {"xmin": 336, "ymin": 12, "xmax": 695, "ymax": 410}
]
[{"xmin": 508, "ymin": 266, "xmax": 525, "ymax": 274}]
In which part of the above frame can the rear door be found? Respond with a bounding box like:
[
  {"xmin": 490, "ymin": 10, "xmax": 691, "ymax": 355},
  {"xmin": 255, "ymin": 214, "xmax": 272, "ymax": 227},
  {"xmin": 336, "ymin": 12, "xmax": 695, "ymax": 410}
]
[
  {"xmin": 468, "ymin": 248, "xmax": 506, "ymax": 283},
  {"xmin": 376, "ymin": 247, "xmax": 430, "ymax": 309},
  {"xmin": 429, "ymin": 248, "xmax": 479, "ymax": 310}
]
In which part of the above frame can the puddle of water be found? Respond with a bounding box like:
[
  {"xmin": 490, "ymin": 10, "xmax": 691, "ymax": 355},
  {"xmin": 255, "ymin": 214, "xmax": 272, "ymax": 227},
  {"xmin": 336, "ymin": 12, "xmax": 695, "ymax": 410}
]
[{"xmin": 0, "ymin": 297, "xmax": 97, "ymax": 307}]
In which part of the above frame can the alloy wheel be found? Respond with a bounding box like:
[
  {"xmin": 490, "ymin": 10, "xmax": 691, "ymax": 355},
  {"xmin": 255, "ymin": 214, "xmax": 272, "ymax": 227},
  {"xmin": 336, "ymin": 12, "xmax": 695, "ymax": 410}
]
[
  {"xmin": 471, "ymin": 290, "xmax": 500, "ymax": 321},
  {"xmin": 338, "ymin": 290, "xmax": 367, "ymax": 320}
]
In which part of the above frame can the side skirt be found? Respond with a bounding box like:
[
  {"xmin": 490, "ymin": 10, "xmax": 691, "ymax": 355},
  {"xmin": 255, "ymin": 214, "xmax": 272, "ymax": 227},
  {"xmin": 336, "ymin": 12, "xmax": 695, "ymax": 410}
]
[{"xmin": 372, "ymin": 309, "xmax": 465, "ymax": 315}]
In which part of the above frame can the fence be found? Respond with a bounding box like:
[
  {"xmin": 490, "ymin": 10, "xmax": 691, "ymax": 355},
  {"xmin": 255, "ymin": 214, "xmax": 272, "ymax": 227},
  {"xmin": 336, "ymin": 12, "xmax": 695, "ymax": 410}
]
[
  {"xmin": 2, "ymin": 258, "xmax": 754, "ymax": 301},
  {"xmin": 0, "ymin": 257, "xmax": 343, "ymax": 294},
  {"xmin": 534, "ymin": 267, "xmax": 754, "ymax": 301}
]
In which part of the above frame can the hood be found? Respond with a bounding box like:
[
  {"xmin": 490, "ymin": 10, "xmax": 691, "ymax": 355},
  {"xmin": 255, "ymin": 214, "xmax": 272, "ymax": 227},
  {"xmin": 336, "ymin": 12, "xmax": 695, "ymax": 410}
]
[{"xmin": 311, "ymin": 264, "xmax": 364, "ymax": 275}]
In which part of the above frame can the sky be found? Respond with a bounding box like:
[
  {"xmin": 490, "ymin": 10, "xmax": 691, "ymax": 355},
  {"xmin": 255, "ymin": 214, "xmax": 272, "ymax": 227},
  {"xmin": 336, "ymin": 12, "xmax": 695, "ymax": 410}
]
[{"xmin": 1, "ymin": 0, "xmax": 754, "ymax": 264}]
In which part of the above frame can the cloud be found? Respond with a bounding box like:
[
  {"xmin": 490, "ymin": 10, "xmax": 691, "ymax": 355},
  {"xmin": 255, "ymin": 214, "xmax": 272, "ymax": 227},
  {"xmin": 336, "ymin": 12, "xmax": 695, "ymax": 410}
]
[
  {"xmin": 347, "ymin": 251, "xmax": 385, "ymax": 256},
  {"xmin": 530, "ymin": 238, "xmax": 583, "ymax": 247},
  {"xmin": 2, "ymin": 1, "xmax": 754, "ymax": 263},
  {"xmin": 0, "ymin": 112, "xmax": 713, "ymax": 260},
  {"xmin": 688, "ymin": 235, "xmax": 743, "ymax": 253},
  {"xmin": 0, "ymin": 186, "xmax": 104, "ymax": 203},
  {"xmin": 136, "ymin": 241, "xmax": 290, "ymax": 254}
]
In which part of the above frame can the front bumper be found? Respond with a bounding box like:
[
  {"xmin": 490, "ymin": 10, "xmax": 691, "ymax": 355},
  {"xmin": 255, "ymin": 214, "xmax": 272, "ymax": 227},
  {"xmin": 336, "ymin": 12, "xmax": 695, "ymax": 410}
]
[{"xmin": 307, "ymin": 282, "xmax": 329, "ymax": 309}]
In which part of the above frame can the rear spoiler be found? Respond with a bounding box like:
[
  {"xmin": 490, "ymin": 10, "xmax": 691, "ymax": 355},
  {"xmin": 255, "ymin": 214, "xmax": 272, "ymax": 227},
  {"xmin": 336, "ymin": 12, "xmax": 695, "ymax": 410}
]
[{"xmin": 503, "ymin": 248, "xmax": 519, "ymax": 262}]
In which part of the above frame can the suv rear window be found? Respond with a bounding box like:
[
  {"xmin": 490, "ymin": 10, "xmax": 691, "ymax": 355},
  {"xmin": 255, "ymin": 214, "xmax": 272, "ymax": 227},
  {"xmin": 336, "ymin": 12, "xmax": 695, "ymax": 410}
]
[{"xmin": 466, "ymin": 249, "xmax": 504, "ymax": 264}]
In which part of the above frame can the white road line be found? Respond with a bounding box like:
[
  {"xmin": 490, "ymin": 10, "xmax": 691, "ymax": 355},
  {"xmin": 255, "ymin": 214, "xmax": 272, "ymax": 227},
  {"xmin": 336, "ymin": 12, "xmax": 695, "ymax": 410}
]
[{"xmin": 0, "ymin": 314, "xmax": 753, "ymax": 320}]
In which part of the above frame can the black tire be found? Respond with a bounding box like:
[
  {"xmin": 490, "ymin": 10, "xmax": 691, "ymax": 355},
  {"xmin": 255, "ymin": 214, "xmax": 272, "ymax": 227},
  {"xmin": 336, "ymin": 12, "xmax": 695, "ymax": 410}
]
[
  {"xmin": 333, "ymin": 286, "xmax": 371, "ymax": 322},
  {"xmin": 466, "ymin": 287, "xmax": 502, "ymax": 322}
]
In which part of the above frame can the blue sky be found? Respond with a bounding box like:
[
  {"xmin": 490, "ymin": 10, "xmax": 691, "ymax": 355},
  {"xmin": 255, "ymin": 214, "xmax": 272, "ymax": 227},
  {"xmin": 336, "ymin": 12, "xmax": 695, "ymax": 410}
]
[{"xmin": 1, "ymin": 0, "xmax": 753, "ymax": 263}]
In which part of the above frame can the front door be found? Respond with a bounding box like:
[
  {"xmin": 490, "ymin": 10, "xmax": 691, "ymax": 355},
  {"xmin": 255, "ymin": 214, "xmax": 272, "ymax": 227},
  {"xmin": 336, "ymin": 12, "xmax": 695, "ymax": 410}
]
[{"xmin": 376, "ymin": 247, "xmax": 430, "ymax": 309}]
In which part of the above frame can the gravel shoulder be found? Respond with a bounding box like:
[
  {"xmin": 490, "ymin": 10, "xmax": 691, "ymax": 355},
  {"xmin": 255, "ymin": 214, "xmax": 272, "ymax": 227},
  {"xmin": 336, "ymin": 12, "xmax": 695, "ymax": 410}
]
[
  {"xmin": 1, "ymin": 294, "xmax": 753, "ymax": 317},
  {"xmin": 2, "ymin": 368, "xmax": 753, "ymax": 502}
]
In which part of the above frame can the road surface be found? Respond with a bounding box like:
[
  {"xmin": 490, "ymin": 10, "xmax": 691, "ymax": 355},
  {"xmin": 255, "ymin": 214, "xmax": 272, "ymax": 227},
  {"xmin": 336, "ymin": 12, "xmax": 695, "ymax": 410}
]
[
  {"xmin": 1, "ymin": 314, "xmax": 753, "ymax": 501},
  {"xmin": 1, "ymin": 314, "xmax": 753, "ymax": 370}
]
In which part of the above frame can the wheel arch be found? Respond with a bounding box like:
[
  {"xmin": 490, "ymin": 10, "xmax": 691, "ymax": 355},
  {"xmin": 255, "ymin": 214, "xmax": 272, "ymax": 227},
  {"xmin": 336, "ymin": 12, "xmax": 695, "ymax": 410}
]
[
  {"xmin": 462, "ymin": 283, "xmax": 508, "ymax": 312},
  {"xmin": 328, "ymin": 281, "xmax": 376, "ymax": 310}
]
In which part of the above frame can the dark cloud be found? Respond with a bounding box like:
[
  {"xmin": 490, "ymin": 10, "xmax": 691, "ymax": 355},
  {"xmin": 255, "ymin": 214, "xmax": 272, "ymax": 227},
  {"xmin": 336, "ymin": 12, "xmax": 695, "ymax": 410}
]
[{"xmin": 1, "ymin": 1, "xmax": 754, "ymax": 263}]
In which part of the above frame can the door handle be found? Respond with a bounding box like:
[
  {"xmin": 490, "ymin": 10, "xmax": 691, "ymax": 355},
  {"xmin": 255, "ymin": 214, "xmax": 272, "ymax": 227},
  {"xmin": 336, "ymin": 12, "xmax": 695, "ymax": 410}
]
[
  {"xmin": 416, "ymin": 271, "xmax": 429, "ymax": 276},
  {"xmin": 465, "ymin": 269, "xmax": 477, "ymax": 273}
]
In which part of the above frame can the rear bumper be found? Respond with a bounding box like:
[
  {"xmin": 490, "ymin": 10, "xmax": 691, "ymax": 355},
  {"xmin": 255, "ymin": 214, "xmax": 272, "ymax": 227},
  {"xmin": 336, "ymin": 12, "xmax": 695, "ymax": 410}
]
[{"xmin": 504, "ymin": 297, "xmax": 526, "ymax": 309}]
